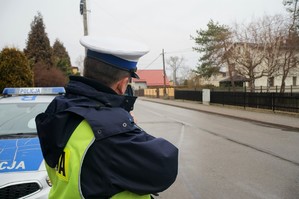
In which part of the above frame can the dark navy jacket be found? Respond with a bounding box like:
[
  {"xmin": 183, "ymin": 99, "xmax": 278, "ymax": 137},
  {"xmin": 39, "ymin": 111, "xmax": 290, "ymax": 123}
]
[{"xmin": 36, "ymin": 76, "xmax": 178, "ymax": 198}]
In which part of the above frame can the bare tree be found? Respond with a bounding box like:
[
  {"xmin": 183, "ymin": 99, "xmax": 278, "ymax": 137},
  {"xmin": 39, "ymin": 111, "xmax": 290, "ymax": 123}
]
[
  {"xmin": 283, "ymin": 0, "xmax": 299, "ymax": 31},
  {"xmin": 75, "ymin": 55, "xmax": 85, "ymax": 74},
  {"xmin": 33, "ymin": 62, "xmax": 67, "ymax": 87},
  {"xmin": 166, "ymin": 56, "xmax": 185, "ymax": 86},
  {"xmin": 232, "ymin": 14, "xmax": 299, "ymax": 93},
  {"xmin": 279, "ymin": 33, "xmax": 299, "ymax": 92},
  {"xmin": 257, "ymin": 15, "xmax": 286, "ymax": 91},
  {"xmin": 280, "ymin": 0, "xmax": 299, "ymax": 93},
  {"xmin": 231, "ymin": 21, "xmax": 268, "ymax": 92}
]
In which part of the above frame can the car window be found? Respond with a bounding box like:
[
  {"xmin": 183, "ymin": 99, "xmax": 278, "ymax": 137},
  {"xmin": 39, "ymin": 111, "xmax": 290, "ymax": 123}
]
[{"xmin": 0, "ymin": 103, "xmax": 48, "ymax": 135}]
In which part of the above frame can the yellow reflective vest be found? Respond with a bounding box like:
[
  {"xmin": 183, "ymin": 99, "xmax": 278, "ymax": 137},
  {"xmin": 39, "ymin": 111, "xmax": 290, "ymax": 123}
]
[{"xmin": 46, "ymin": 120, "xmax": 150, "ymax": 199}]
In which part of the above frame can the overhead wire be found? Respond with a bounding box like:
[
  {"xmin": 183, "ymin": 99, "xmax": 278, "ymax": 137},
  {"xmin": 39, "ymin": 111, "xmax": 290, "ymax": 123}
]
[
  {"xmin": 140, "ymin": 54, "xmax": 162, "ymax": 69},
  {"xmin": 164, "ymin": 48, "xmax": 194, "ymax": 54}
]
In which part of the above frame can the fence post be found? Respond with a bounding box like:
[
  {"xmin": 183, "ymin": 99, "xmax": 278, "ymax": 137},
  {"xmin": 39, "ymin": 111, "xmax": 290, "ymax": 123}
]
[
  {"xmin": 272, "ymin": 93, "xmax": 275, "ymax": 112},
  {"xmin": 202, "ymin": 89, "xmax": 210, "ymax": 105},
  {"xmin": 244, "ymin": 87, "xmax": 246, "ymax": 109}
]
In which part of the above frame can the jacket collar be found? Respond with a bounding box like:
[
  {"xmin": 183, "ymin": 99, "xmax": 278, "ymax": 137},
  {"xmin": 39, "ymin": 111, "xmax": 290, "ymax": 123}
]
[
  {"xmin": 66, "ymin": 76, "xmax": 137, "ymax": 112},
  {"xmin": 69, "ymin": 76, "xmax": 117, "ymax": 94}
]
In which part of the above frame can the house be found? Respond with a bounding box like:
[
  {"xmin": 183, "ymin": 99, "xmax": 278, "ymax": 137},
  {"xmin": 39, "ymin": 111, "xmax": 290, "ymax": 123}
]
[
  {"xmin": 71, "ymin": 66, "xmax": 80, "ymax": 75},
  {"xmin": 219, "ymin": 74, "xmax": 247, "ymax": 87},
  {"xmin": 200, "ymin": 41, "xmax": 299, "ymax": 91},
  {"xmin": 131, "ymin": 69, "xmax": 170, "ymax": 90},
  {"xmin": 199, "ymin": 71, "xmax": 227, "ymax": 87}
]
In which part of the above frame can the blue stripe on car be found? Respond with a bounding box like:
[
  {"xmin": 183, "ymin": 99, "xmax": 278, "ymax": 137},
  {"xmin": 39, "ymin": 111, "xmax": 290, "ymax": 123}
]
[{"xmin": 0, "ymin": 137, "xmax": 43, "ymax": 172}]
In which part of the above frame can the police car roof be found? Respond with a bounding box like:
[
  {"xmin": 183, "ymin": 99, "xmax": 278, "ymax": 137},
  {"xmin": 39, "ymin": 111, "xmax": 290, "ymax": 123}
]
[
  {"xmin": 2, "ymin": 87, "xmax": 65, "ymax": 96},
  {"xmin": 0, "ymin": 87, "xmax": 65, "ymax": 103}
]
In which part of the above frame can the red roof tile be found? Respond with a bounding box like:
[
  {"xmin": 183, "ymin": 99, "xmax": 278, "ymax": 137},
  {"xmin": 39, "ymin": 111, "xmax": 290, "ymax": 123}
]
[{"xmin": 133, "ymin": 69, "xmax": 170, "ymax": 87}]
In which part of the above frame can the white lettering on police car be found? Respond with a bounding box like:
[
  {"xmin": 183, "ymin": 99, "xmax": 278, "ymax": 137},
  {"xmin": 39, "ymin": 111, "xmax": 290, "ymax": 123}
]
[
  {"xmin": 0, "ymin": 161, "xmax": 26, "ymax": 170},
  {"xmin": 19, "ymin": 88, "xmax": 42, "ymax": 94}
]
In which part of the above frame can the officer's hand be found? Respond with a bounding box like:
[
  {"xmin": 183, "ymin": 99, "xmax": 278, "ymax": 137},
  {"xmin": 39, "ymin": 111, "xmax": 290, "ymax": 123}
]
[{"xmin": 130, "ymin": 111, "xmax": 137, "ymax": 123}]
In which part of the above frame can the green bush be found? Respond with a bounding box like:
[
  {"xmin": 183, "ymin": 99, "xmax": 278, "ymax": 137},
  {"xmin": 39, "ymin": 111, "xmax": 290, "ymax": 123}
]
[{"xmin": 0, "ymin": 47, "xmax": 34, "ymax": 93}]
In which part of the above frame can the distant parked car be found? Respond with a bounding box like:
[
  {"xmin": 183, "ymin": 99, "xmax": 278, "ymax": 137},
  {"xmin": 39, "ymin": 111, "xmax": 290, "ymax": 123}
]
[{"xmin": 0, "ymin": 87, "xmax": 65, "ymax": 199}]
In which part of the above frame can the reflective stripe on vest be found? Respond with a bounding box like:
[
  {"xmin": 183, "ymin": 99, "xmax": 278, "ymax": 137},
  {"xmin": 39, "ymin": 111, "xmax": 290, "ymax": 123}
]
[{"xmin": 111, "ymin": 191, "xmax": 151, "ymax": 199}]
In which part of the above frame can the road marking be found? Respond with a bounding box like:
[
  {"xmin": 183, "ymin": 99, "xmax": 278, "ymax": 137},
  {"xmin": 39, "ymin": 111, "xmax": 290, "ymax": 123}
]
[{"xmin": 177, "ymin": 124, "xmax": 185, "ymax": 148}]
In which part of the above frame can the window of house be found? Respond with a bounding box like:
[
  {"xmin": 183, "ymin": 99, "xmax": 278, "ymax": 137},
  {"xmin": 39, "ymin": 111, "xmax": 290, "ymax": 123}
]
[{"xmin": 293, "ymin": 76, "xmax": 297, "ymax": 86}]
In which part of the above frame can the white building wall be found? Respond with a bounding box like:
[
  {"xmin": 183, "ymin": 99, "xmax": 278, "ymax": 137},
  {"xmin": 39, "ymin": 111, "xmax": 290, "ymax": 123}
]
[
  {"xmin": 249, "ymin": 76, "xmax": 299, "ymax": 86},
  {"xmin": 254, "ymin": 73, "xmax": 299, "ymax": 87},
  {"xmin": 200, "ymin": 73, "xmax": 227, "ymax": 87},
  {"xmin": 254, "ymin": 77, "xmax": 268, "ymax": 87}
]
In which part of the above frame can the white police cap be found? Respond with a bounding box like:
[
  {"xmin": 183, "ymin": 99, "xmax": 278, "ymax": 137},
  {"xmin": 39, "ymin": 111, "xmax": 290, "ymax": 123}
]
[{"xmin": 80, "ymin": 36, "xmax": 149, "ymax": 78}]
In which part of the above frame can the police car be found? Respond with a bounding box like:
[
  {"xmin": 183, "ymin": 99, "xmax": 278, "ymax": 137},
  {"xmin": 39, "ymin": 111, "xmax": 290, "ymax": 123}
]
[{"xmin": 0, "ymin": 87, "xmax": 65, "ymax": 199}]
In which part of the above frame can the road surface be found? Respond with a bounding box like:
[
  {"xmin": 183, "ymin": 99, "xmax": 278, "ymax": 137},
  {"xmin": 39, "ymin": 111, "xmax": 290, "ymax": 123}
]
[{"xmin": 133, "ymin": 99, "xmax": 299, "ymax": 199}]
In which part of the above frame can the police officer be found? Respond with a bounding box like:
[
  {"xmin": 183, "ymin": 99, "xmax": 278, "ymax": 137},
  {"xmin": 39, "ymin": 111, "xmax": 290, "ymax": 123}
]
[{"xmin": 36, "ymin": 36, "xmax": 178, "ymax": 199}]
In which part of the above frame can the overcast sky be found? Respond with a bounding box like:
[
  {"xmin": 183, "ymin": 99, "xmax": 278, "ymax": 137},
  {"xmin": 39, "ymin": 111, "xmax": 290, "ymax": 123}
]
[{"xmin": 0, "ymin": 0, "xmax": 287, "ymax": 74}]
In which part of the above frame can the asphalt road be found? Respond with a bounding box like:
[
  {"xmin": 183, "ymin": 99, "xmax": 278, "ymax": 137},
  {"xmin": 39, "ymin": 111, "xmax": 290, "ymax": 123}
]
[{"xmin": 133, "ymin": 99, "xmax": 299, "ymax": 199}]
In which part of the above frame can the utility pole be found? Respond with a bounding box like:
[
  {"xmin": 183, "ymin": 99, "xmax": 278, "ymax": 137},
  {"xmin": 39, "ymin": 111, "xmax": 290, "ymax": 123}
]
[
  {"xmin": 80, "ymin": 0, "xmax": 88, "ymax": 36},
  {"xmin": 162, "ymin": 49, "xmax": 167, "ymax": 97}
]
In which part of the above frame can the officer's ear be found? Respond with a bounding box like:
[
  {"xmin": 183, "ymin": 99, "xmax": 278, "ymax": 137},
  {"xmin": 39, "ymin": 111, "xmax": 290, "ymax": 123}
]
[{"xmin": 115, "ymin": 77, "xmax": 130, "ymax": 95}]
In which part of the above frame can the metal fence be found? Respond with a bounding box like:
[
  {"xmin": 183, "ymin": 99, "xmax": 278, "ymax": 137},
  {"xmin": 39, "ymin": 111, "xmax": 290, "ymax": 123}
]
[
  {"xmin": 211, "ymin": 85, "xmax": 299, "ymax": 94},
  {"xmin": 175, "ymin": 90, "xmax": 202, "ymax": 101},
  {"xmin": 174, "ymin": 90, "xmax": 299, "ymax": 113}
]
